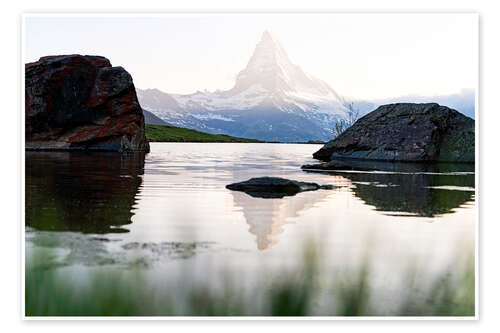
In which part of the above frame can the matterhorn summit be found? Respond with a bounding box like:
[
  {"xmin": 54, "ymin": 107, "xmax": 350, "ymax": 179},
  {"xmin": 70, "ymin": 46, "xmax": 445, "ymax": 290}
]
[
  {"xmin": 137, "ymin": 31, "xmax": 352, "ymax": 142},
  {"xmin": 230, "ymin": 30, "xmax": 342, "ymax": 99}
]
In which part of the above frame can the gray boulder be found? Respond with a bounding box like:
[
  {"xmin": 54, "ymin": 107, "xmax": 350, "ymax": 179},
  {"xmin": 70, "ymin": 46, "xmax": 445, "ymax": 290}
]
[{"xmin": 313, "ymin": 103, "xmax": 474, "ymax": 163}]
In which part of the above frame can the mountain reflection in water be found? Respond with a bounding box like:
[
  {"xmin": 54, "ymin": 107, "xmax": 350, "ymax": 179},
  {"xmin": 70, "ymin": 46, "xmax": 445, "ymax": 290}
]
[
  {"xmin": 25, "ymin": 144, "xmax": 476, "ymax": 316},
  {"xmin": 231, "ymin": 189, "xmax": 333, "ymax": 250},
  {"xmin": 25, "ymin": 152, "xmax": 145, "ymax": 233},
  {"xmin": 25, "ymin": 144, "xmax": 475, "ymax": 255}
]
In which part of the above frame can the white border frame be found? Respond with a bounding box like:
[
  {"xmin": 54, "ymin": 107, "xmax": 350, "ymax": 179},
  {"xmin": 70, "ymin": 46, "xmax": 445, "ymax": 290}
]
[{"xmin": 20, "ymin": 12, "xmax": 480, "ymax": 321}]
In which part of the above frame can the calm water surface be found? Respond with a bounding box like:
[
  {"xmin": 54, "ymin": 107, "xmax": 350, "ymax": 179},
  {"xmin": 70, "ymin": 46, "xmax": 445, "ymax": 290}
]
[{"xmin": 25, "ymin": 143, "xmax": 475, "ymax": 313}]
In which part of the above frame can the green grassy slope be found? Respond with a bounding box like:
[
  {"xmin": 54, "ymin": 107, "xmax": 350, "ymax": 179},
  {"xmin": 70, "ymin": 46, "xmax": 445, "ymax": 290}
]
[{"xmin": 145, "ymin": 124, "xmax": 262, "ymax": 143}]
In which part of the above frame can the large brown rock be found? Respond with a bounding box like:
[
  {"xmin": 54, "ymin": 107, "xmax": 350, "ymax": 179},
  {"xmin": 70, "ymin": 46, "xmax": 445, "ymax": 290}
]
[
  {"xmin": 25, "ymin": 55, "xmax": 150, "ymax": 152},
  {"xmin": 313, "ymin": 103, "xmax": 474, "ymax": 163}
]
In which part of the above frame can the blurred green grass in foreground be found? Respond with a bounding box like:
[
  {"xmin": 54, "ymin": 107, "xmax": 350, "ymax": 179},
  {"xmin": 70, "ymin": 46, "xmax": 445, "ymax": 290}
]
[{"xmin": 25, "ymin": 244, "xmax": 475, "ymax": 317}]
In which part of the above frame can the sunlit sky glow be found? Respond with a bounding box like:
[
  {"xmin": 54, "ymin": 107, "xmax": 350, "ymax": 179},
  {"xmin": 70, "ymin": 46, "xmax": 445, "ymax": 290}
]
[{"xmin": 24, "ymin": 14, "xmax": 477, "ymax": 100}]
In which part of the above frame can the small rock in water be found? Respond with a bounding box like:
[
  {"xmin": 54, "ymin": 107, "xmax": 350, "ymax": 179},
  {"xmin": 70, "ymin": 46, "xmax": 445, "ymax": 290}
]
[{"xmin": 226, "ymin": 177, "xmax": 334, "ymax": 198}]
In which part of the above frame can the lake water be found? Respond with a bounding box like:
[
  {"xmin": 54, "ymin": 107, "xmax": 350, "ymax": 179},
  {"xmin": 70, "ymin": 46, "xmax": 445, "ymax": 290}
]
[{"xmin": 25, "ymin": 143, "xmax": 476, "ymax": 316}]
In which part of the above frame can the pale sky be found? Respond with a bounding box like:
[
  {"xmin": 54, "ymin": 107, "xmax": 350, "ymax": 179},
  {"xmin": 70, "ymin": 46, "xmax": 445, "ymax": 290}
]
[{"xmin": 24, "ymin": 13, "xmax": 477, "ymax": 100}]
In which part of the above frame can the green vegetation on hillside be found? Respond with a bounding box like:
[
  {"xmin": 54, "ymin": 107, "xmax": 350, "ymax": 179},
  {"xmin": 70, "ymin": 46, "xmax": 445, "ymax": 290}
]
[{"xmin": 145, "ymin": 124, "xmax": 262, "ymax": 143}]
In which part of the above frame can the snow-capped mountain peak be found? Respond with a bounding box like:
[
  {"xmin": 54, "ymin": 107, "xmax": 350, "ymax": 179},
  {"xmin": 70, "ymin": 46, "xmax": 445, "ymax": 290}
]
[
  {"xmin": 230, "ymin": 30, "xmax": 341, "ymax": 100},
  {"xmin": 137, "ymin": 31, "xmax": 351, "ymax": 142}
]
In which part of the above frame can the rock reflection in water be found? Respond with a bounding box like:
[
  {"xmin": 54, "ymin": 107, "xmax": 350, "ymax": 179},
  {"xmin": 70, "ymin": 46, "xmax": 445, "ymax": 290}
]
[
  {"xmin": 231, "ymin": 190, "xmax": 333, "ymax": 250},
  {"xmin": 25, "ymin": 151, "xmax": 145, "ymax": 233},
  {"xmin": 305, "ymin": 162, "xmax": 475, "ymax": 217}
]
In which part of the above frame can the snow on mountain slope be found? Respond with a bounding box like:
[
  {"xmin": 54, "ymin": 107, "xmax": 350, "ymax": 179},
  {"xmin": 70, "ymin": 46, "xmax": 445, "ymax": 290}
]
[
  {"xmin": 137, "ymin": 31, "xmax": 351, "ymax": 142},
  {"xmin": 173, "ymin": 84, "xmax": 269, "ymax": 111}
]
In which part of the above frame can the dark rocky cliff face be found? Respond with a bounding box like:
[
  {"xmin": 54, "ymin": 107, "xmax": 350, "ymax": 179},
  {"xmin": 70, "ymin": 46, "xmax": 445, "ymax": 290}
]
[
  {"xmin": 25, "ymin": 55, "xmax": 150, "ymax": 153},
  {"xmin": 313, "ymin": 103, "xmax": 474, "ymax": 163}
]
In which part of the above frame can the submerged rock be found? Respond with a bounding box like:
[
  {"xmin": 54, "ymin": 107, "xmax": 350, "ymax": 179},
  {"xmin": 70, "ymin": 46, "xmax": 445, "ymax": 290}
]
[
  {"xmin": 25, "ymin": 55, "xmax": 149, "ymax": 152},
  {"xmin": 226, "ymin": 177, "xmax": 334, "ymax": 198},
  {"xmin": 302, "ymin": 160, "xmax": 352, "ymax": 170},
  {"xmin": 313, "ymin": 103, "xmax": 474, "ymax": 163},
  {"xmin": 301, "ymin": 160, "xmax": 380, "ymax": 171}
]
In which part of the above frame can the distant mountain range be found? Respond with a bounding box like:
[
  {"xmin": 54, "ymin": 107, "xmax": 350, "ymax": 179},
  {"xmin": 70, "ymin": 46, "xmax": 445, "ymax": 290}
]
[
  {"xmin": 143, "ymin": 109, "xmax": 169, "ymax": 125},
  {"xmin": 137, "ymin": 31, "xmax": 475, "ymax": 142},
  {"xmin": 344, "ymin": 88, "xmax": 475, "ymax": 121},
  {"xmin": 376, "ymin": 89, "xmax": 475, "ymax": 119}
]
